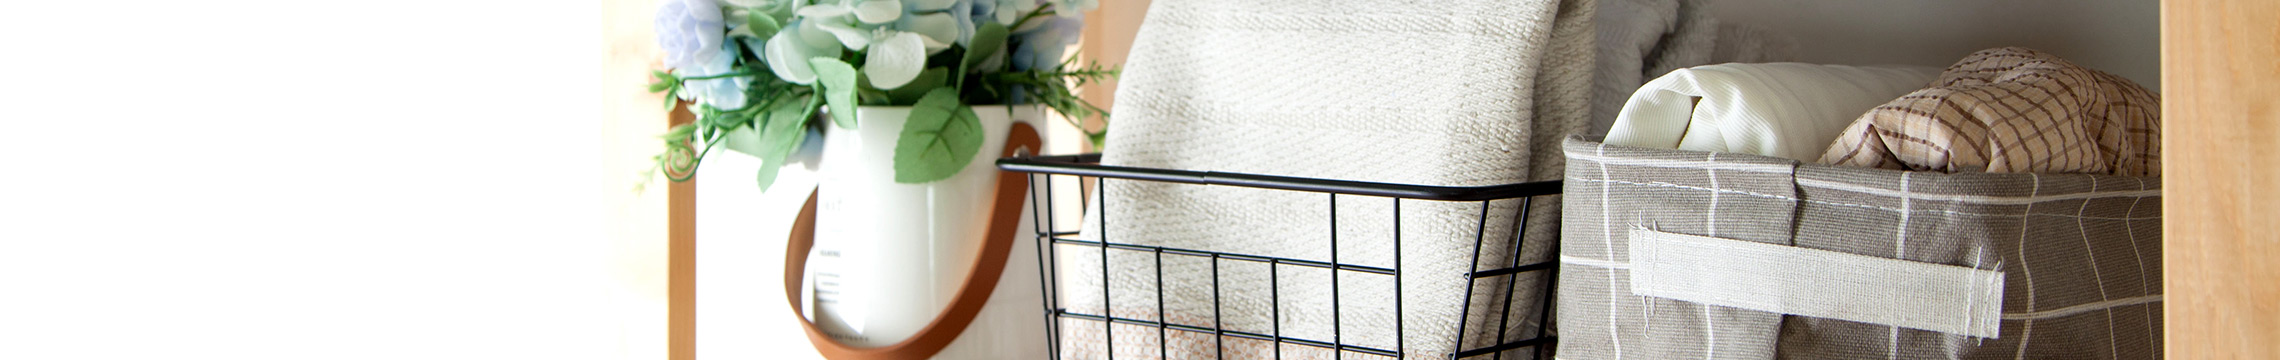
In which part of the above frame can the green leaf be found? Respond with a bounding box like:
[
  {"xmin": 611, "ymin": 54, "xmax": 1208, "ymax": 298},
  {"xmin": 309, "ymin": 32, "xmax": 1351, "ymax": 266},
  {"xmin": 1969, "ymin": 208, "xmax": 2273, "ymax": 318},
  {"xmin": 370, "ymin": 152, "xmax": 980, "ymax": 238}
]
[
  {"xmin": 661, "ymin": 122, "xmax": 699, "ymax": 142},
  {"xmin": 963, "ymin": 23, "xmax": 1007, "ymax": 70},
  {"xmin": 859, "ymin": 88, "xmax": 892, "ymax": 105},
  {"xmin": 745, "ymin": 11, "xmax": 783, "ymax": 41},
  {"xmin": 712, "ymin": 104, "xmax": 756, "ymax": 130},
  {"xmin": 718, "ymin": 124, "xmax": 767, "ymax": 158},
  {"xmin": 885, "ymin": 67, "xmax": 949, "ymax": 104},
  {"xmin": 648, "ymin": 70, "xmax": 678, "ymax": 93},
  {"xmin": 759, "ymin": 96, "xmax": 811, "ymax": 161},
  {"xmin": 755, "ymin": 99, "xmax": 808, "ymax": 193},
  {"xmin": 958, "ymin": 22, "xmax": 1007, "ymax": 89},
  {"xmin": 811, "ymin": 57, "xmax": 861, "ymax": 129},
  {"xmin": 693, "ymin": 105, "xmax": 716, "ymax": 129},
  {"xmin": 657, "ymin": 71, "xmax": 683, "ymax": 109},
  {"xmin": 802, "ymin": 92, "xmax": 825, "ymax": 126},
  {"xmin": 892, "ymin": 88, "xmax": 984, "ymax": 183},
  {"xmin": 756, "ymin": 154, "xmax": 784, "ymax": 192}
]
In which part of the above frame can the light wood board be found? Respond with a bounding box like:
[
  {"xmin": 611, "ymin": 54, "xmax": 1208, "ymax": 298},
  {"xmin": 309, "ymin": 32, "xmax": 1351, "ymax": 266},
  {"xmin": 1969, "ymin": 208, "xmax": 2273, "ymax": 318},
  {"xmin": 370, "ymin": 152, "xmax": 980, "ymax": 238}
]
[{"xmin": 2161, "ymin": 0, "xmax": 2280, "ymax": 358}]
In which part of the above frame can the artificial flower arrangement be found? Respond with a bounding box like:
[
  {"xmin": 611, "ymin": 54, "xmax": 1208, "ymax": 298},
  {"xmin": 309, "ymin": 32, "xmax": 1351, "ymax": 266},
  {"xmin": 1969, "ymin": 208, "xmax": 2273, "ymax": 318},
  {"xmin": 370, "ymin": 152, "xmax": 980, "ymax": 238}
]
[{"xmin": 646, "ymin": 0, "xmax": 1114, "ymax": 189}]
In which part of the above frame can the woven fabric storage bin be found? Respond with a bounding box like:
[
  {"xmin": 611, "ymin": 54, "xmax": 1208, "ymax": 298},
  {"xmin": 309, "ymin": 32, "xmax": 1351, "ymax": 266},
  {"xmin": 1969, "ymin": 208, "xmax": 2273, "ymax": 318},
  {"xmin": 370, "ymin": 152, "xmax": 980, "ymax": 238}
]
[{"xmin": 1556, "ymin": 136, "xmax": 2163, "ymax": 359}]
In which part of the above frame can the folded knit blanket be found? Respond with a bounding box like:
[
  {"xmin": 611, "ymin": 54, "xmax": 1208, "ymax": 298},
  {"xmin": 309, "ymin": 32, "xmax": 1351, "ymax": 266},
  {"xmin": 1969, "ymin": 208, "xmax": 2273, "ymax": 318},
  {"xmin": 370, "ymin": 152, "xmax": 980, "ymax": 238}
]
[
  {"xmin": 1820, "ymin": 47, "xmax": 2163, "ymax": 176},
  {"xmin": 1058, "ymin": 0, "xmax": 1596, "ymax": 358},
  {"xmin": 1604, "ymin": 63, "xmax": 1939, "ymax": 161}
]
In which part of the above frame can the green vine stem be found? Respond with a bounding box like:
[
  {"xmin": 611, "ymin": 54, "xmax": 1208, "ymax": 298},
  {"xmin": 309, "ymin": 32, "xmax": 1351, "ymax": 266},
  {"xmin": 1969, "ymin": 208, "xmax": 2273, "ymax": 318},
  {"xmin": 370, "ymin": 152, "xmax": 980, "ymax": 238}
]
[
  {"xmin": 660, "ymin": 124, "xmax": 727, "ymax": 183},
  {"xmin": 1008, "ymin": 6, "xmax": 1055, "ymax": 31}
]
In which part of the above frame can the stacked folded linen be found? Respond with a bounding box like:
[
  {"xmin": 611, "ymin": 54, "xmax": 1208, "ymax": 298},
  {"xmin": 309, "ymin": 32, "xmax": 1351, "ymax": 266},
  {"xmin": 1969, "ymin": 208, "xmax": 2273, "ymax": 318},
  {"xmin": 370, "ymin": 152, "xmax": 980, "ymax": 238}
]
[
  {"xmin": 1604, "ymin": 63, "xmax": 1939, "ymax": 161},
  {"xmin": 1819, "ymin": 47, "xmax": 2163, "ymax": 176}
]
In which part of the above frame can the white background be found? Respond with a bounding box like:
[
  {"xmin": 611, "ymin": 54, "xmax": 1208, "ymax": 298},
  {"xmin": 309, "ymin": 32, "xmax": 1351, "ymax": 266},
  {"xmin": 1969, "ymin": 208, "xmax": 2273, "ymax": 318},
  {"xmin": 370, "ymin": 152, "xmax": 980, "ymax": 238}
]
[{"xmin": 0, "ymin": 1, "xmax": 634, "ymax": 359}]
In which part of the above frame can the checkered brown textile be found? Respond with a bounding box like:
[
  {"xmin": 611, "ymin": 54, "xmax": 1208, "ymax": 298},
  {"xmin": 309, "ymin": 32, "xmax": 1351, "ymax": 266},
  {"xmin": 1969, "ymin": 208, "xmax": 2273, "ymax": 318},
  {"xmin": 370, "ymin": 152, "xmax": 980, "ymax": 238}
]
[
  {"xmin": 1820, "ymin": 47, "xmax": 2162, "ymax": 176},
  {"xmin": 1562, "ymin": 136, "xmax": 2163, "ymax": 359}
]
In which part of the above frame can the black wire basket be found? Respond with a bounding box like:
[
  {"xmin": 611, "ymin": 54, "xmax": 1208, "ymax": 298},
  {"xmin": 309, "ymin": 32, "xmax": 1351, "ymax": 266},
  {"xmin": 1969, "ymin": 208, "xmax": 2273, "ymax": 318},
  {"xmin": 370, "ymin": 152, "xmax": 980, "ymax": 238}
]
[{"xmin": 999, "ymin": 154, "xmax": 1563, "ymax": 359}]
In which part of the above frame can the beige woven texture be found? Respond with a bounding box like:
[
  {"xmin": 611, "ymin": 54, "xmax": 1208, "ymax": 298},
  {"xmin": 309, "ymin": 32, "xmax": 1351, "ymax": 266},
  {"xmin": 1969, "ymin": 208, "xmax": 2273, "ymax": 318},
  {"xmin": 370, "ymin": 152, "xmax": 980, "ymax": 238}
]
[
  {"xmin": 1820, "ymin": 47, "xmax": 2162, "ymax": 176},
  {"xmin": 1057, "ymin": 0, "xmax": 1596, "ymax": 358}
]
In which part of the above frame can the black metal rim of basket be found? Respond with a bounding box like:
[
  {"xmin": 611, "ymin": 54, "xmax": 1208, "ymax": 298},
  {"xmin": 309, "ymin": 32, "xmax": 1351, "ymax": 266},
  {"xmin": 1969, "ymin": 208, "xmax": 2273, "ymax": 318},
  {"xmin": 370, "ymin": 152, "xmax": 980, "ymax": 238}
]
[{"xmin": 999, "ymin": 154, "xmax": 1563, "ymax": 360}]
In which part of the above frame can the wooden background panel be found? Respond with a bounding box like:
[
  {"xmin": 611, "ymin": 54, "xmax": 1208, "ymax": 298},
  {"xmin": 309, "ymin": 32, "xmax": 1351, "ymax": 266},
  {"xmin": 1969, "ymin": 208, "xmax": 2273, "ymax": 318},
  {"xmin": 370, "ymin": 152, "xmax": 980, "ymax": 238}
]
[
  {"xmin": 2162, "ymin": 0, "xmax": 2280, "ymax": 358},
  {"xmin": 1078, "ymin": 0, "xmax": 1151, "ymax": 144}
]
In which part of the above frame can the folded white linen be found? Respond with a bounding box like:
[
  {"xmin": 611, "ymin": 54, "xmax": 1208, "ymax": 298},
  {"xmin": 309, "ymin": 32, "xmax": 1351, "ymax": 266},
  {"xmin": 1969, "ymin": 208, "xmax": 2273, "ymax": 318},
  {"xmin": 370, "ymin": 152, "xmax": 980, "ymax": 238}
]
[{"xmin": 1604, "ymin": 63, "xmax": 1938, "ymax": 161}]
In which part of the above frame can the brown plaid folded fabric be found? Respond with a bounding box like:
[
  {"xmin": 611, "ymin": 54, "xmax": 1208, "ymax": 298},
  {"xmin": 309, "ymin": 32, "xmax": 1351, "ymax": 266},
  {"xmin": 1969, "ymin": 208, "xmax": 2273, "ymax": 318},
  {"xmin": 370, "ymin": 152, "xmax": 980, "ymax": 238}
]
[{"xmin": 1820, "ymin": 47, "xmax": 2161, "ymax": 176}]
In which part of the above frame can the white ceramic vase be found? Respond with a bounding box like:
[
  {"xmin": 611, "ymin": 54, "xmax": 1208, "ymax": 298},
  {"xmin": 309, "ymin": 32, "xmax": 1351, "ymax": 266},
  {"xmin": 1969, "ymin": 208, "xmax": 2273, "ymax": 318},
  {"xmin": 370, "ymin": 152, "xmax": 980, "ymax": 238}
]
[{"xmin": 801, "ymin": 105, "xmax": 1049, "ymax": 359}]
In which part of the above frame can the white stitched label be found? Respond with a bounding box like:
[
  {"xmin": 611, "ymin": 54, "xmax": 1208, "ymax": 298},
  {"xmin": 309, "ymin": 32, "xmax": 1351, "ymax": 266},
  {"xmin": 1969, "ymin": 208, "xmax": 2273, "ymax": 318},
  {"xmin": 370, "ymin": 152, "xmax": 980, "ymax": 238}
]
[{"xmin": 1628, "ymin": 228, "xmax": 2006, "ymax": 338}]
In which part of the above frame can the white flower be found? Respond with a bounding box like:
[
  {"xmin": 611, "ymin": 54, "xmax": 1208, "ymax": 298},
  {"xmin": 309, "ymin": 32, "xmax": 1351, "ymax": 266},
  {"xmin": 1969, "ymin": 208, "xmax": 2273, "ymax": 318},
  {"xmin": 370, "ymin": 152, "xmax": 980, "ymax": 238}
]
[
  {"xmin": 812, "ymin": 17, "xmax": 876, "ymax": 50},
  {"xmin": 850, "ymin": 0, "xmax": 905, "ymax": 23},
  {"xmin": 905, "ymin": 0, "xmax": 956, "ymax": 11},
  {"xmin": 800, "ymin": 2, "xmax": 887, "ymax": 51},
  {"xmin": 798, "ymin": 0, "xmax": 904, "ymax": 25},
  {"xmin": 894, "ymin": 13, "xmax": 959, "ymax": 54},
  {"xmin": 762, "ymin": 20, "xmax": 845, "ymax": 84},
  {"xmin": 864, "ymin": 31, "xmax": 928, "ymax": 89}
]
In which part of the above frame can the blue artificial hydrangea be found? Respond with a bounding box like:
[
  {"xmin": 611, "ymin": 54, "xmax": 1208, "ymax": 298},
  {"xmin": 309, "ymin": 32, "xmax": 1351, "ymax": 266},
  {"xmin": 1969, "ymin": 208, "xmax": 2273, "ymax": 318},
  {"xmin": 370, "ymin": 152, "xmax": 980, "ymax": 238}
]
[
  {"xmin": 949, "ymin": 0, "xmax": 996, "ymax": 46},
  {"xmin": 654, "ymin": 0, "xmax": 726, "ymax": 73},
  {"xmin": 681, "ymin": 41, "xmax": 752, "ymax": 110},
  {"xmin": 1047, "ymin": 0, "xmax": 1095, "ymax": 18},
  {"xmin": 1010, "ymin": 11, "xmax": 1080, "ymax": 72}
]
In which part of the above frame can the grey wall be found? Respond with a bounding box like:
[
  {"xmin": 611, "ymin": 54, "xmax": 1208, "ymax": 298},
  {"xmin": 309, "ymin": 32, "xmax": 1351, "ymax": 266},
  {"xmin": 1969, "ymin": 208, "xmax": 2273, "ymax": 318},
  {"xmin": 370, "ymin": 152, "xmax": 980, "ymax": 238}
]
[{"xmin": 1709, "ymin": 0, "xmax": 2160, "ymax": 91}]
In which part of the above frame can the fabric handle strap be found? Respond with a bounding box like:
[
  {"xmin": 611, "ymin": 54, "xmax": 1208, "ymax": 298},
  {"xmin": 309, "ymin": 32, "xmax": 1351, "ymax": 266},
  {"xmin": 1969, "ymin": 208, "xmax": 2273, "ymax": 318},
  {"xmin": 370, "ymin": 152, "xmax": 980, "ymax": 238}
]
[{"xmin": 1627, "ymin": 228, "xmax": 2006, "ymax": 338}]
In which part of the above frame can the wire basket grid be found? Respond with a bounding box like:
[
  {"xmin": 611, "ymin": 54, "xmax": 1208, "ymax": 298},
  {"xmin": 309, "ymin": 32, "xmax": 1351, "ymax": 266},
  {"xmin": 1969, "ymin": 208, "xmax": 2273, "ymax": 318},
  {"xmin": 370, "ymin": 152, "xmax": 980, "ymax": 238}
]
[{"xmin": 1000, "ymin": 154, "xmax": 1563, "ymax": 360}]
